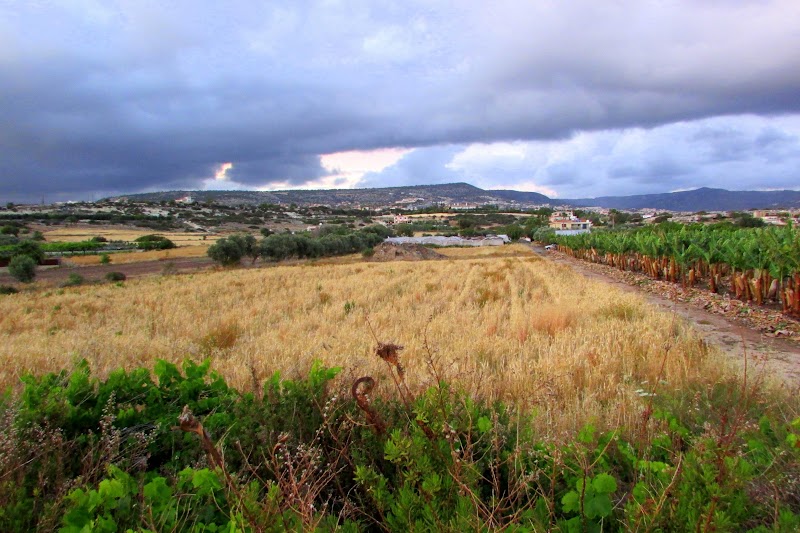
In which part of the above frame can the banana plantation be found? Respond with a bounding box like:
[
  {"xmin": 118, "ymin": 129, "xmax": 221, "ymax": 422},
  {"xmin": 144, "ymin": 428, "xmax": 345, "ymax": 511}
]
[{"xmin": 553, "ymin": 223, "xmax": 800, "ymax": 317}]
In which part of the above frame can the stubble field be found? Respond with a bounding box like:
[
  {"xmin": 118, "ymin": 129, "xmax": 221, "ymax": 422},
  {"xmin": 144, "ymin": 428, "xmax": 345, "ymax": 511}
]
[{"xmin": 0, "ymin": 246, "xmax": 737, "ymax": 436}]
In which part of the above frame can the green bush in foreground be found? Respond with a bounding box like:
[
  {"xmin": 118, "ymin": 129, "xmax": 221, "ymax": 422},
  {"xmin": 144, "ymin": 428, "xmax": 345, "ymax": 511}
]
[{"xmin": 0, "ymin": 356, "xmax": 798, "ymax": 532}]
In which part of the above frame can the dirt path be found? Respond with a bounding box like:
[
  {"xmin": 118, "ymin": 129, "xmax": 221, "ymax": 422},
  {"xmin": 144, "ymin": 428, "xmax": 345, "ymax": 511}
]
[
  {"xmin": 528, "ymin": 244, "xmax": 800, "ymax": 383},
  {"xmin": 0, "ymin": 256, "xmax": 218, "ymax": 286}
]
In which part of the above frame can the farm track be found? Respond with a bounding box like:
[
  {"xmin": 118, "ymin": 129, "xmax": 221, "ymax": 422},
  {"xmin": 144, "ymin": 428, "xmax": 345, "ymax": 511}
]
[
  {"xmin": 530, "ymin": 244, "xmax": 800, "ymax": 383},
  {"xmin": 0, "ymin": 256, "xmax": 218, "ymax": 285}
]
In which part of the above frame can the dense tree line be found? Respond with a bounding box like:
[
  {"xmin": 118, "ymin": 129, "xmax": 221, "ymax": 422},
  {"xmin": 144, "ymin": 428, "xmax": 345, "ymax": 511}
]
[{"xmin": 207, "ymin": 225, "xmax": 392, "ymax": 266}]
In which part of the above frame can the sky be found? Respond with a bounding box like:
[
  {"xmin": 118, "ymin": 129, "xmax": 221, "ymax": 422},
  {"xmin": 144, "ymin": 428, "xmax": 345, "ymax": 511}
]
[{"xmin": 2, "ymin": 0, "xmax": 800, "ymax": 203}]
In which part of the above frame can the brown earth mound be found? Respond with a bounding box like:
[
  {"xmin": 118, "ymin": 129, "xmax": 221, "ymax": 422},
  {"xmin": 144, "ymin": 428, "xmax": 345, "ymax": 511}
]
[{"xmin": 369, "ymin": 243, "xmax": 445, "ymax": 261}]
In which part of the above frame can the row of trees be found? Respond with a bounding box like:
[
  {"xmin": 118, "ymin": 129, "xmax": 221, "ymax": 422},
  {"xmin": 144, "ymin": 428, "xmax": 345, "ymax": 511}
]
[
  {"xmin": 553, "ymin": 223, "xmax": 800, "ymax": 315},
  {"xmin": 207, "ymin": 226, "xmax": 391, "ymax": 266}
]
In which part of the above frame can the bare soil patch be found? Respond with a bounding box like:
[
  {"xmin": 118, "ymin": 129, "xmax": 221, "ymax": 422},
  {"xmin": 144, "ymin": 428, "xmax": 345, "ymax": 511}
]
[
  {"xmin": 0, "ymin": 256, "xmax": 216, "ymax": 287},
  {"xmin": 369, "ymin": 243, "xmax": 445, "ymax": 261}
]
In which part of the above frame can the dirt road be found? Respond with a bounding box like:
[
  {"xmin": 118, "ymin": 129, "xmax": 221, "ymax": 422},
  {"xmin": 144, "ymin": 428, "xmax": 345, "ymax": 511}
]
[
  {"xmin": 529, "ymin": 244, "xmax": 800, "ymax": 383},
  {"xmin": 0, "ymin": 256, "xmax": 217, "ymax": 286}
]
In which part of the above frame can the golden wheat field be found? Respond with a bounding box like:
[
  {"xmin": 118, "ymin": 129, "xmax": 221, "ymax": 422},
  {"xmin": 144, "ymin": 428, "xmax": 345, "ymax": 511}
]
[
  {"xmin": 42, "ymin": 227, "xmax": 218, "ymax": 246},
  {"xmin": 64, "ymin": 245, "xmax": 212, "ymax": 265},
  {"xmin": 0, "ymin": 247, "xmax": 738, "ymax": 436},
  {"xmin": 37, "ymin": 226, "xmax": 222, "ymax": 265}
]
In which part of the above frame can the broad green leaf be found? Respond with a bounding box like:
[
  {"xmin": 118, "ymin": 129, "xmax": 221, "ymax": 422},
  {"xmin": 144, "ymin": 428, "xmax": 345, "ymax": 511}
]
[
  {"xmin": 585, "ymin": 494, "xmax": 613, "ymax": 519},
  {"xmin": 561, "ymin": 490, "xmax": 580, "ymax": 513},
  {"xmin": 591, "ymin": 473, "xmax": 617, "ymax": 494},
  {"xmin": 143, "ymin": 477, "xmax": 172, "ymax": 503}
]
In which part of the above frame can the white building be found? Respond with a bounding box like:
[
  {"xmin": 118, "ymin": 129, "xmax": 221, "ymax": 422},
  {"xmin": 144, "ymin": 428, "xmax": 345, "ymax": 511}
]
[{"xmin": 548, "ymin": 211, "xmax": 592, "ymax": 234}]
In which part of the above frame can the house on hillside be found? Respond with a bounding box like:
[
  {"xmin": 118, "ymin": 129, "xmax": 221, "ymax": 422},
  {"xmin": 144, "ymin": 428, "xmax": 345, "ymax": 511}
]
[{"xmin": 548, "ymin": 211, "xmax": 592, "ymax": 234}]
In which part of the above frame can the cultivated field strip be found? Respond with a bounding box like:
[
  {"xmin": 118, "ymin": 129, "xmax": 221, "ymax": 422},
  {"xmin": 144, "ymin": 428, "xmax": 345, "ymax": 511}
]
[{"xmin": 0, "ymin": 250, "xmax": 735, "ymax": 434}]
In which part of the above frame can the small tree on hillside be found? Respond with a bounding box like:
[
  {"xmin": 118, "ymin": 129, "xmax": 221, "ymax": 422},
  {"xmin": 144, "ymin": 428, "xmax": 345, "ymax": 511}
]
[
  {"xmin": 207, "ymin": 236, "xmax": 246, "ymax": 266},
  {"xmin": 9, "ymin": 255, "xmax": 36, "ymax": 283}
]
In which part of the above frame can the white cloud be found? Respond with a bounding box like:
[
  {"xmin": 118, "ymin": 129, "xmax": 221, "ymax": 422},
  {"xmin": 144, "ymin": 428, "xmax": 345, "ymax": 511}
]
[{"xmin": 361, "ymin": 114, "xmax": 800, "ymax": 198}]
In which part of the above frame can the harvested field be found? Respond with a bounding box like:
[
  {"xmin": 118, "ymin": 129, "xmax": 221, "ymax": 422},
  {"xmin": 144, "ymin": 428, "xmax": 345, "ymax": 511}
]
[
  {"xmin": 41, "ymin": 226, "xmax": 218, "ymax": 246},
  {"xmin": 64, "ymin": 244, "xmax": 212, "ymax": 265},
  {"xmin": 0, "ymin": 246, "xmax": 738, "ymax": 436}
]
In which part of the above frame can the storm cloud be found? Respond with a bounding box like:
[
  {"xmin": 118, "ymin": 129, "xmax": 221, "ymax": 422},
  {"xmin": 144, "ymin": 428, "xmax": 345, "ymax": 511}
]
[{"xmin": 2, "ymin": 1, "xmax": 799, "ymax": 202}]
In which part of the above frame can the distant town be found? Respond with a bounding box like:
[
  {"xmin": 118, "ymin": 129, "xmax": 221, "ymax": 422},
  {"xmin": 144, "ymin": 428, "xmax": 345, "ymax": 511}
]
[{"xmin": 1, "ymin": 184, "xmax": 798, "ymax": 243}]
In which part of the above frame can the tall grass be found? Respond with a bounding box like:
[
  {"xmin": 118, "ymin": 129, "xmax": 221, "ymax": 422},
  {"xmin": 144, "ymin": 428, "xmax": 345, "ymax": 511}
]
[{"xmin": 0, "ymin": 248, "xmax": 742, "ymax": 436}]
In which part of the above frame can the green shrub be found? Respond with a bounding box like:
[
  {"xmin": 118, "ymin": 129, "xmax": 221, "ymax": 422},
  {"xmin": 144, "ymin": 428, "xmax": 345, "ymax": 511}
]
[
  {"xmin": 0, "ymin": 234, "xmax": 19, "ymax": 246},
  {"xmin": 99, "ymin": 253, "xmax": 111, "ymax": 264},
  {"xmin": 61, "ymin": 273, "xmax": 85, "ymax": 287},
  {"xmin": 8, "ymin": 254, "xmax": 36, "ymax": 283},
  {"xmin": 0, "ymin": 284, "xmax": 19, "ymax": 295},
  {"xmin": 105, "ymin": 271, "xmax": 126, "ymax": 282},
  {"xmin": 11, "ymin": 240, "xmax": 45, "ymax": 263},
  {"xmin": 0, "ymin": 224, "xmax": 19, "ymax": 236},
  {"xmin": 134, "ymin": 234, "xmax": 176, "ymax": 250},
  {"xmin": 1, "ymin": 356, "xmax": 798, "ymax": 531},
  {"xmin": 206, "ymin": 234, "xmax": 255, "ymax": 266}
]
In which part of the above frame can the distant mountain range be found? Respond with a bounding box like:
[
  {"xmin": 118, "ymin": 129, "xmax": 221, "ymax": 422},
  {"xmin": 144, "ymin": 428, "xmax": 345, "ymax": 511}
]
[
  {"xmin": 564, "ymin": 187, "xmax": 800, "ymax": 211},
  {"xmin": 110, "ymin": 183, "xmax": 800, "ymax": 212}
]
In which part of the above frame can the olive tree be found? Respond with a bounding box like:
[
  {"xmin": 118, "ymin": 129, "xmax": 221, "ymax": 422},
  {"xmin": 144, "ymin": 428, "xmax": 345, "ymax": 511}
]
[{"xmin": 9, "ymin": 255, "xmax": 36, "ymax": 283}]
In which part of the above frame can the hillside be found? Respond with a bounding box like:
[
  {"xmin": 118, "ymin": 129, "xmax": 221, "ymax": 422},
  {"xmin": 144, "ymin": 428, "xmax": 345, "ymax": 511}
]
[
  {"xmin": 109, "ymin": 183, "xmax": 800, "ymax": 211},
  {"xmin": 111, "ymin": 182, "xmax": 551, "ymax": 208},
  {"xmin": 566, "ymin": 187, "xmax": 800, "ymax": 211}
]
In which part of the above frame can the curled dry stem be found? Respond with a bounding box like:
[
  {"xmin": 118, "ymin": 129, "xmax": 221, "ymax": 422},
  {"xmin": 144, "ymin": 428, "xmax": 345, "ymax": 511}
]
[
  {"xmin": 176, "ymin": 405, "xmax": 263, "ymax": 532},
  {"xmin": 351, "ymin": 377, "xmax": 386, "ymax": 435}
]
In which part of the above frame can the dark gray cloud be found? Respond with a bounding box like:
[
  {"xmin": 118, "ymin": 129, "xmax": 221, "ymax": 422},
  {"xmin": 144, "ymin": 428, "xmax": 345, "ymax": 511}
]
[{"xmin": 2, "ymin": 1, "xmax": 800, "ymax": 202}]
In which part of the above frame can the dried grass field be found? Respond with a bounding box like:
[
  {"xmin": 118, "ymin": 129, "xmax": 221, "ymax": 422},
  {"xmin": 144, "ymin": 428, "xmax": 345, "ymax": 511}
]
[
  {"xmin": 0, "ymin": 246, "xmax": 740, "ymax": 436},
  {"xmin": 41, "ymin": 227, "xmax": 216, "ymax": 246},
  {"xmin": 64, "ymin": 244, "xmax": 212, "ymax": 265},
  {"xmin": 37, "ymin": 226, "xmax": 219, "ymax": 266}
]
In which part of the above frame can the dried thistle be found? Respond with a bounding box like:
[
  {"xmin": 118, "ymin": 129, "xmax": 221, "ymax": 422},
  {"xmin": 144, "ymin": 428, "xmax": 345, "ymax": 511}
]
[{"xmin": 375, "ymin": 342, "xmax": 405, "ymax": 378}]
